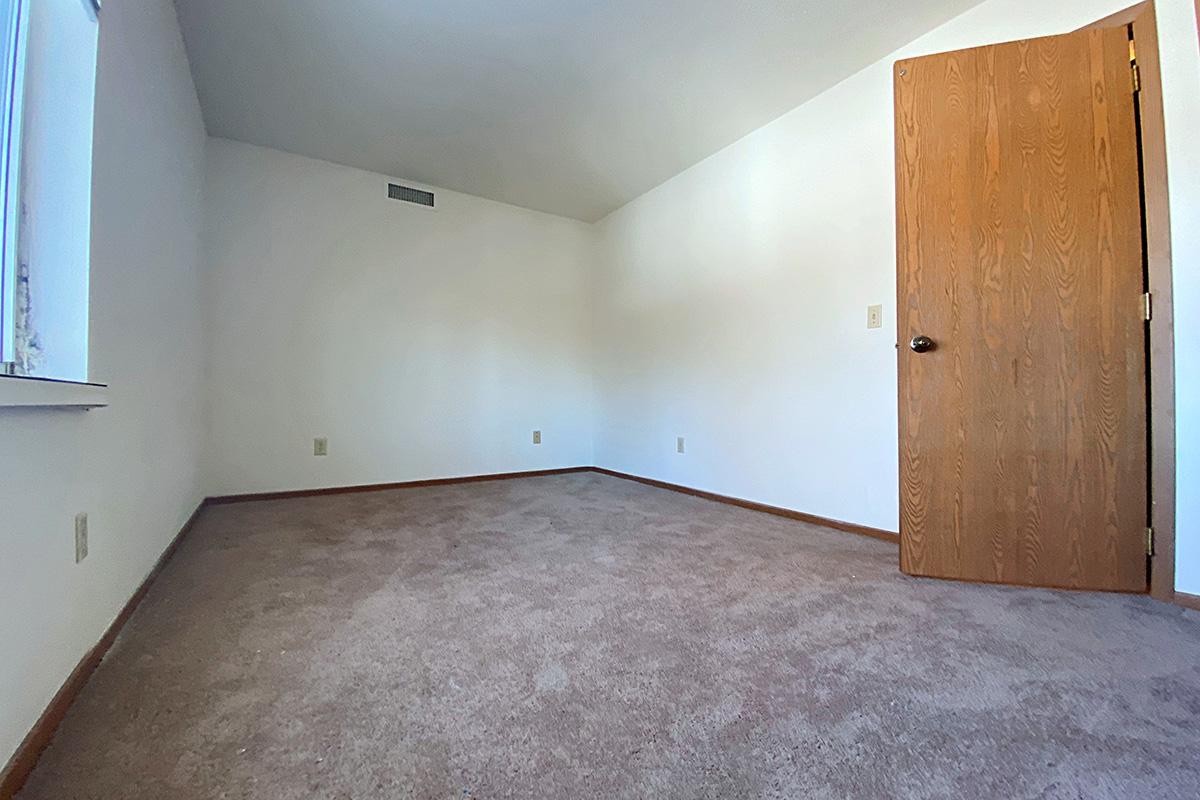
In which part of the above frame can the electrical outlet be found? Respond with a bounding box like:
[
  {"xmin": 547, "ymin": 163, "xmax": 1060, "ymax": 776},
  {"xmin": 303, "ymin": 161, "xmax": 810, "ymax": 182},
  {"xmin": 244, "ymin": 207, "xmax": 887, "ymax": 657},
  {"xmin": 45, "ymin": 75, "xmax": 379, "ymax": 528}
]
[
  {"xmin": 314, "ymin": 437, "xmax": 328, "ymax": 456},
  {"xmin": 867, "ymin": 304, "xmax": 883, "ymax": 329},
  {"xmin": 74, "ymin": 513, "xmax": 88, "ymax": 563},
  {"xmin": 677, "ymin": 436, "xmax": 685, "ymax": 454},
  {"xmin": 533, "ymin": 430, "xmax": 542, "ymax": 445}
]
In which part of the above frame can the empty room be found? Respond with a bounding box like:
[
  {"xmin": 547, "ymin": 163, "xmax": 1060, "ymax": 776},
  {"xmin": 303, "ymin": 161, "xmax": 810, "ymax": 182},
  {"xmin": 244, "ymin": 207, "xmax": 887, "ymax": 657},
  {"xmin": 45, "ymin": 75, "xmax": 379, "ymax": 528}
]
[{"xmin": 2, "ymin": 0, "xmax": 1199, "ymax": 797}]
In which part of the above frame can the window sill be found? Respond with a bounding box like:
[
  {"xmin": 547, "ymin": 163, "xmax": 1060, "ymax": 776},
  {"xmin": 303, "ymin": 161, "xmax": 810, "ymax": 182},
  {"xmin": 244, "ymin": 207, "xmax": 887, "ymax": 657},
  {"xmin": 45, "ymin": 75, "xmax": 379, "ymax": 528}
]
[{"xmin": 0, "ymin": 374, "xmax": 109, "ymax": 409}]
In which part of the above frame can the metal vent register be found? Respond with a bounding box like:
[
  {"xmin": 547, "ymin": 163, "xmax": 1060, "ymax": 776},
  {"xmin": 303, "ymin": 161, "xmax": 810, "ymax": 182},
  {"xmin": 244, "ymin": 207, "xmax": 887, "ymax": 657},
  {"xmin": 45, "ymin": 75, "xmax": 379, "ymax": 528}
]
[{"xmin": 388, "ymin": 184, "xmax": 435, "ymax": 207}]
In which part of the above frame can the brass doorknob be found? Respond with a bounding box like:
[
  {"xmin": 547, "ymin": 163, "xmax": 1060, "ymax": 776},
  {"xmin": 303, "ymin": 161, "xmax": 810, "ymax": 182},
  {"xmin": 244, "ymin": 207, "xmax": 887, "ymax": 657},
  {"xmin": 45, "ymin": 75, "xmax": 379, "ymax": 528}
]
[{"xmin": 910, "ymin": 335, "xmax": 936, "ymax": 353}]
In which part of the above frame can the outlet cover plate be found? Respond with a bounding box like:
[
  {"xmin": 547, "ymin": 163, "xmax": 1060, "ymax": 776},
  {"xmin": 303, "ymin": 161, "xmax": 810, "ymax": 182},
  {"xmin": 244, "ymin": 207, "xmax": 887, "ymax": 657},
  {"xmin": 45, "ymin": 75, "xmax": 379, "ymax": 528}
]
[{"xmin": 74, "ymin": 513, "xmax": 88, "ymax": 563}]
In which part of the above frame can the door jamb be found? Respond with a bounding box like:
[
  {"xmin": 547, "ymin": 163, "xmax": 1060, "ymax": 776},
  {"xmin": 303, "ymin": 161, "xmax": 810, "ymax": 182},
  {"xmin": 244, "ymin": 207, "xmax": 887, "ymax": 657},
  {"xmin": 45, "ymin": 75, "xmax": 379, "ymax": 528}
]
[{"xmin": 1082, "ymin": 2, "xmax": 1175, "ymax": 603}]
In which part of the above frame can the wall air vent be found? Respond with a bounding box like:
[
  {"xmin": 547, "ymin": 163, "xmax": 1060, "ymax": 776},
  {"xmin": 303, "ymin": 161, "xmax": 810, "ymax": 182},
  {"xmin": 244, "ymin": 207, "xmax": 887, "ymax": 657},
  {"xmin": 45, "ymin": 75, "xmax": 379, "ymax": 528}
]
[{"xmin": 388, "ymin": 183, "xmax": 435, "ymax": 207}]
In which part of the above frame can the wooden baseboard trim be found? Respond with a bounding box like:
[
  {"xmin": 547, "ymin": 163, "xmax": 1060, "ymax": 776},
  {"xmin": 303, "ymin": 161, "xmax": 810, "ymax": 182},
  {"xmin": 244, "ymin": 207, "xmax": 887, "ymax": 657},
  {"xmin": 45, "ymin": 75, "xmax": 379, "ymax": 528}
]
[
  {"xmin": 207, "ymin": 467, "xmax": 899, "ymax": 547},
  {"xmin": 1174, "ymin": 592, "xmax": 1200, "ymax": 612},
  {"xmin": 206, "ymin": 467, "xmax": 595, "ymax": 505},
  {"xmin": 0, "ymin": 500, "xmax": 208, "ymax": 800},
  {"xmin": 591, "ymin": 467, "xmax": 900, "ymax": 544}
]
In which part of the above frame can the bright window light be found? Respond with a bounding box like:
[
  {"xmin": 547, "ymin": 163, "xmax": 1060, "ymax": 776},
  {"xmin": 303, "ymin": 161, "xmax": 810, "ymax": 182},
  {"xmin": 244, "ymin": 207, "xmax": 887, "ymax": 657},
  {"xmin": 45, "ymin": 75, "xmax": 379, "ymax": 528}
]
[
  {"xmin": 0, "ymin": 0, "xmax": 99, "ymax": 381},
  {"xmin": 0, "ymin": 0, "xmax": 28, "ymax": 373}
]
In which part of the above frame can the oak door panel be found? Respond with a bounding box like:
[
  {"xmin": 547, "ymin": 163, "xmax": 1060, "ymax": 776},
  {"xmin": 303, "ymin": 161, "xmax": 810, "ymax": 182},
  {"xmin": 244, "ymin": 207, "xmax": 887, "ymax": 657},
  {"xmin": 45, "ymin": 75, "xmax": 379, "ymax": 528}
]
[{"xmin": 895, "ymin": 26, "xmax": 1147, "ymax": 591}]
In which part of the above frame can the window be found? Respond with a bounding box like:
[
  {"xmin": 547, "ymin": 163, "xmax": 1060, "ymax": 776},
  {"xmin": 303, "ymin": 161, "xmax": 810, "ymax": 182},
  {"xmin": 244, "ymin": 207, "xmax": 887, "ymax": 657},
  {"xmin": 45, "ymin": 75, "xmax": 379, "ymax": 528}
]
[
  {"xmin": 0, "ymin": 0, "xmax": 28, "ymax": 374},
  {"xmin": 0, "ymin": 0, "xmax": 99, "ymax": 381}
]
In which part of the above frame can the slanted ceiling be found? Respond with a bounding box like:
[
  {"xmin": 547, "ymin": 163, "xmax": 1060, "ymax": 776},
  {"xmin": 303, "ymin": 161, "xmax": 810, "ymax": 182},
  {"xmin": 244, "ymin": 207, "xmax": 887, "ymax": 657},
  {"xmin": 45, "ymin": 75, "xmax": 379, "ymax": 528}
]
[{"xmin": 174, "ymin": 0, "xmax": 984, "ymax": 222}]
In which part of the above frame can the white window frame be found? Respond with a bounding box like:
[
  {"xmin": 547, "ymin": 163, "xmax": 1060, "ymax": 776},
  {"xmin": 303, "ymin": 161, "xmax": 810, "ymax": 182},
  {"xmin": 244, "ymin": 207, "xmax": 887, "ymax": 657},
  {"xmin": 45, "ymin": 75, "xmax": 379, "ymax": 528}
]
[
  {"xmin": 0, "ymin": 0, "xmax": 107, "ymax": 406},
  {"xmin": 0, "ymin": 0, "xmax": 29, "ymax": 374}
]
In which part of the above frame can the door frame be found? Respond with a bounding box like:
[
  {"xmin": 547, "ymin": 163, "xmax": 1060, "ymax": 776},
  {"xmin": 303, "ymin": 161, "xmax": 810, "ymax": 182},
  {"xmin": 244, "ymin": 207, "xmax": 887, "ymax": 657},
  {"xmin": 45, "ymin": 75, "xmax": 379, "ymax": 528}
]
[
  {"xmin": 1081, "ymin": 2, "xmax": 1175, "ymax": 602},
  {"xmin": 893, "ymin": 2, "xmax": 1176, "ymax": 599}
]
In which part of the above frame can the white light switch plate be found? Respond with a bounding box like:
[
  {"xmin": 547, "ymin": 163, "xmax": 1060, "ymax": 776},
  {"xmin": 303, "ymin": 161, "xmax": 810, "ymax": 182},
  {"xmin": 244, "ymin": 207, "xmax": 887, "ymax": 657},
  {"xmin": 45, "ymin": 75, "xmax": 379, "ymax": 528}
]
[{"xmin": 867, "ymin": 304, "xmax": 883, "ymax": 329}]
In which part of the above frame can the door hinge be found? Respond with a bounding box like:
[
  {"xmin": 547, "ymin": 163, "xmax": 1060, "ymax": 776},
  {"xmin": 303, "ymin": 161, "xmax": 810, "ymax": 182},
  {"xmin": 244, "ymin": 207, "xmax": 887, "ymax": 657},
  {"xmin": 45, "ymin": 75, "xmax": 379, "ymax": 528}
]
[
  {"xmin": 1146, "ymin": 527, "xmax": 1155, "ymax": 556},
  {"xmin": 1142, "ymin": 292, "xmax": 1152, "ymax": 321},
  {"xmin": 1130, "ymin": 39, "xmax": 1141, "ymax": 94}
]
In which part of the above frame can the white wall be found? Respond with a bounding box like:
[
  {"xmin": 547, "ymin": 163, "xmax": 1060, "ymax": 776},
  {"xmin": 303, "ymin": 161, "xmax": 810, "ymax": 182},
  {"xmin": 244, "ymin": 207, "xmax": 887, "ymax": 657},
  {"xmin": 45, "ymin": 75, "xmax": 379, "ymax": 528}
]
[
  {"xmin": 593, "ymin": 0, "xmax": 1200, "ymax": 592},
  {"xmin": 1158, "ymin": 0, "xmax": 1200, "ymax": 595},
  {"xmin": 203, "ymin": 139, "xmax": 596, "ymax": 495},
  {"xmin": 0, "ymin": 0, "xmax": 207, "ymax": 768}
]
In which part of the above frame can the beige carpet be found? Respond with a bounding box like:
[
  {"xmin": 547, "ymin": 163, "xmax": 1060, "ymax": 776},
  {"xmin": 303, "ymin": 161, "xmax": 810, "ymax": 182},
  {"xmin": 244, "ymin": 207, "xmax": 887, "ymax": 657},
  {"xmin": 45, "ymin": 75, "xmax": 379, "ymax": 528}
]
[{"xmin": 16, "ymin": 472, "xmax": 1200, "ymax": 799}]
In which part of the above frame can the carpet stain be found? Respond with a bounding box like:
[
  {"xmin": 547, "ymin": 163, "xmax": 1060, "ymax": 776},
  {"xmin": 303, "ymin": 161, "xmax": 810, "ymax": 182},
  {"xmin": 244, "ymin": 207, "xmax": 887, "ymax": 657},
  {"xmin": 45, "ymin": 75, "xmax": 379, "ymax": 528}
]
[{"xmin": 534, "ymin": 662, "xmax": 569, "ymax": 693}]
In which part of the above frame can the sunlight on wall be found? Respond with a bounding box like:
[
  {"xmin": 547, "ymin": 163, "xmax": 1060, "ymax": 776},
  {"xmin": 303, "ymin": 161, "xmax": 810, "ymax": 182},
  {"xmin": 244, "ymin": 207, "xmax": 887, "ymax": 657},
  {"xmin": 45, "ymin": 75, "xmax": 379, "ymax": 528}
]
[{"xmin": 1157, "ymin": 0, "xmax": 1200, "ymax": 595}]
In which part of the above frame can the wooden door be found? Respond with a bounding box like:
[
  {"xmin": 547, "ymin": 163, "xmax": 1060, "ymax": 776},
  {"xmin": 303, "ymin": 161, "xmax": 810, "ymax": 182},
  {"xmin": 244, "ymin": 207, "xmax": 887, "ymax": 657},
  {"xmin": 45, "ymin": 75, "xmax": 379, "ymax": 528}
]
[{"xmin": 895, "ymin": 25, "xmax": 1148, "ymax": 591}]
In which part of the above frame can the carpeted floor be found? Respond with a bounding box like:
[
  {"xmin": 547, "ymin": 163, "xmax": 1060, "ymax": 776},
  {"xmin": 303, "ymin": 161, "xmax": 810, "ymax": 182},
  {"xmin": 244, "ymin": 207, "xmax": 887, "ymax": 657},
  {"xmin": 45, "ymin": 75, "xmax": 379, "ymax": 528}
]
[{"xmin": 16, "ymin": 472, "xmax": 1200, "ymax": 799}]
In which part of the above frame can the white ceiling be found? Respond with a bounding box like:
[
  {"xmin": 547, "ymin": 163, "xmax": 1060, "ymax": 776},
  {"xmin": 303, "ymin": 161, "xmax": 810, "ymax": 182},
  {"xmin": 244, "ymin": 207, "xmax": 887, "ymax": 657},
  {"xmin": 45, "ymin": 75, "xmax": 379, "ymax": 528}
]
[{"xmin": 174, "ymin": 0, "xmax": 982, "ymax": 222}]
